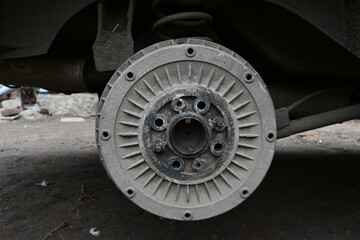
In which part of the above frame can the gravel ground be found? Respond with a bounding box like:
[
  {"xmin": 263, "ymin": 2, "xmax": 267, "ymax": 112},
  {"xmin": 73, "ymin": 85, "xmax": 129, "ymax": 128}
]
[{"xmin": 0, "ymin": 117, "xmax": 359, "ymax": 240}]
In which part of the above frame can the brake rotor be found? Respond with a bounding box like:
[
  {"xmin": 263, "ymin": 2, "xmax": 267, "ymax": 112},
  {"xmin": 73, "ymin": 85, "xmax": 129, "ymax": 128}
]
[{"xmin": 96, "ymin": 39, "xmax": 276, "ymax": 220}]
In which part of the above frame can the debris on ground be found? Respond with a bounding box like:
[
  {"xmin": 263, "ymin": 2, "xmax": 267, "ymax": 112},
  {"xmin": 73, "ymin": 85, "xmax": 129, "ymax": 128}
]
[
  {"xmin": 60, "ymin": 117, "xmax": 85, "ymax": 123},
  {"xmin": 79, "ymin": 184, "xmax": 95, "ymax": 201},
  {"xmin": 20, "ymin": 109, "xmax": 46, "ymax": 121},
  {"xmin": 1, "ymin": 107, "xmax": 23, "ymax": 117},
  {"xmin": 0, "ymin": 85, "xmax": 98, "ymax": 121},
  {"xmin": 0, "ymin": 114, "xmax": 21, "ymax": 121},
  {"xmin": 1, "ymin": 98, "xmax": 22, "ymax": 109},
  {"xmin": 38, "ymin": 93, "xmax": 98, "ymax": 117},
  {"xmin": 42, "ymin": 222, "xmax": 67, "ymax": 240},
  {"xmin": 35, "ymin": 180, "xmax": 48, "ymax": 187},
  {"xmin": 89, "ymin": 227, "xmax": 101, "ymax": 237}
]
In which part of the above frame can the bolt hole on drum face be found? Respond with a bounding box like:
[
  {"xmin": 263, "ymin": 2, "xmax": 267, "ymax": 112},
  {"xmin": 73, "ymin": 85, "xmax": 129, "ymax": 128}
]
[{"xmin": 96, "ymin": 39, "xmax": 276, "ymax": 221}]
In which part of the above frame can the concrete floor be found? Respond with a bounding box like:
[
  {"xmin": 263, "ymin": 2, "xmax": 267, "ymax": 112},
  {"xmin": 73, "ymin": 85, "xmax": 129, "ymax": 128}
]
[{"xmin": 0, "ymin": 117, "xmax": 359, "ymax": 240}]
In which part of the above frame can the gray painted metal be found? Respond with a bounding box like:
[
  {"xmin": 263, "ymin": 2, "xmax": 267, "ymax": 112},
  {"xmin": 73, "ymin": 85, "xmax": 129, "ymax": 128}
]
[
  {"xmin": 96, "ymin": 39, "xmax": 276, "ymax": 220},
  {"xmin": 277, "ymin": 104, "xmax": 360, "ymax": 139},
  {"xmin": 93, "ymin": 0, "xmax": 134, "ymax": 71}
]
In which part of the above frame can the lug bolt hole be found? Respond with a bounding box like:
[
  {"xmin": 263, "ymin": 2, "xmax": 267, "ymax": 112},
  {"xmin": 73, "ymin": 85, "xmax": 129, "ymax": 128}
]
[
  {"xmin": 125, "ymin": 71, "xmax": 135, "ymax": 81},
  {"xmin": 183, "ymin": 211, "xmax": 193, "ymax": 220},
  {"xmin": 100, "ymin": 130, "xmax": 111, "ymax": 140},
  {"xmin": 169, "ymin": 157, "xmax": 184, "ymax": 171},
  {"xmin": 240, "ymin": 188, "xmax": 250, "ymax": 198},
  {"xmin": 246, "ymin": 73, "xmax": 252, "ymax": 80},
  {"xmin": 177, "ymin": 100, "xmax": 183, "ymax": 107},
  {"xmin": 244, "ymin": 72, "xmax": 254, "ymax": 83},
  {"xmin": 172, "ymin": 160, "xmax": 181, "ymax": 170},
  {"xmin": 210, "ymin": 140, "xmax": 225, "ymax": 156},
  {"xmin": 197, "ymin": 101, "xmax": 206, "ymax": 110},
  {"xmin": 268, "ymin": 133, "xmax": 274, "ymax": 139},
  {"xmin": 266, "ymin": 131, "xmax": 276, "ymax": 142},
  {"xmin": 154, "ymin": 118, "xmax": 164, "ymax": 127},
  {"xmin": 186, "ymin": 47, "xmax": 196, "ymax": 57},
  {"xmin": 102, "ymin": 131, "xmax": 109, "ymax": 138},
  {"xmin": 151, "ymin": 115, "xmax": 167, "ymax": 131},
  {"xmin": 194, "ymin": 98, "xmax": 210, "ymax": 114},
  {"xmin": 125, "ymin": 187, "xmax": 135, "ymax": 198},
  {"xmin": 214, "ymin": 143, "xmax": 223, "ymax": 151},
  {"xmin": 187, "ymin": 48, "xmax": 194, "ymax": 55}
]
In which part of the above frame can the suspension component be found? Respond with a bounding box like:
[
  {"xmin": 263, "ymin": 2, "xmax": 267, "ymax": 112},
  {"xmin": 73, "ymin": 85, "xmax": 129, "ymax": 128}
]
[
  {"xmin": 96, "ymin": 39, "xmax": 276, "ymax": 220},
  {"xmin": 152, "ymin": 0, "xmax": 216, "ymax": 41}
]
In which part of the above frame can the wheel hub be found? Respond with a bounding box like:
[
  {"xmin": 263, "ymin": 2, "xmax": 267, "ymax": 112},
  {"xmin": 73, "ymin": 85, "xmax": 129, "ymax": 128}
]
[
  {"xmin": 140, "ymin": 86, "xmax": 236, "ymax": 184},
  {"xmin": 168, "ymin": 115, "xmax": 208, "ymax": 156},
  {"xmin": 96, "ymin": 39, "xmax": 276, "ymax": 220}
]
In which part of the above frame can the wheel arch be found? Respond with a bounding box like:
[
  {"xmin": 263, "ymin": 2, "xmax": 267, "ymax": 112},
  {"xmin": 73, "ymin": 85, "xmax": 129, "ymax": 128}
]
[{"xmin": 0, "ymin": 0, "xmax": 97, "ymax": 59}]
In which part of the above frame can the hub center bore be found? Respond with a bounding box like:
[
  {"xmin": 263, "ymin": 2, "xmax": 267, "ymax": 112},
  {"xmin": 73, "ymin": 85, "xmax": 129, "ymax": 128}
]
[{"xmin": 169, "ymin": 116, "xmax": 208, "ymax": 157}]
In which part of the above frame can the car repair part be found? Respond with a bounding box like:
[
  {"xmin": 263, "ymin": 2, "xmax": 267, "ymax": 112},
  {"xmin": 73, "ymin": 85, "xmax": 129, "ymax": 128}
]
[
  {"xmin": 96, "ymin": 39, "xmax": 276, "ymax": 220},
  {"xmin": 152, "ymin": 0, "xmax": 216, "ymax": 41},
  {"xmin": 0, "ymin": 56, "xmax": 112, "ymax": 92},
  {"xmin": 278, "ymin": 104, "xmax": 360, "ymax": 138},
  {"xmin": 277, "ymin": 103, "xmax": 360, "ymax": 139},
  {"xmin": 274, "ymin": 88, "xmax": 360, "ymax": 139},
  {"xmin": 93, "ymin": 0, "xmax": 134, "ymax": 71}
]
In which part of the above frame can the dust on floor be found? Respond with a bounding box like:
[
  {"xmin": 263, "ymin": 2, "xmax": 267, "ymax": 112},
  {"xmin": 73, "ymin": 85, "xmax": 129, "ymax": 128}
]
[{"xmin": 0, "ymin": 118, "xmax": 359, "ymax": 240}]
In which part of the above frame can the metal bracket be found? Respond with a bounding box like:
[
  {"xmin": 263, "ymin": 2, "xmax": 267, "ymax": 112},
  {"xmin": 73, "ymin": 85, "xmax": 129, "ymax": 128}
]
[{"xmin": 277, "ymin": 104, "xmax": 360, "ymax": 139}]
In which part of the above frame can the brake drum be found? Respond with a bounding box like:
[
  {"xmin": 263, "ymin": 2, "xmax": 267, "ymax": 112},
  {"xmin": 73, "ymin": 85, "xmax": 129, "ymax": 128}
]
[{"xmin": 96, "ymin": 39, "xmax": 276, "ymax": 220}]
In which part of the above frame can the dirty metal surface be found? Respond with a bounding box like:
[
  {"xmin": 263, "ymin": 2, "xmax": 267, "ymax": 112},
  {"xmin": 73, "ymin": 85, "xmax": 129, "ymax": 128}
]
[{"xmin": 96, "ymin": 39, "xmax": 276, "ymax": 220}]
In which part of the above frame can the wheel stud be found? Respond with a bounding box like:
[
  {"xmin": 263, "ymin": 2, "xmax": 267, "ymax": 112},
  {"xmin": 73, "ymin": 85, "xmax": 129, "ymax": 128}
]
[
  {"xmin": 192, "ymin": 159, "xmax": 205, "ymax": 172},
  {"xmin": 151, "ymin": 140, "xmax": 165, "ymax": 153},
  {"xmin": 212, "ymin": 117, "xmax": 226, "ymax": 132}
]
